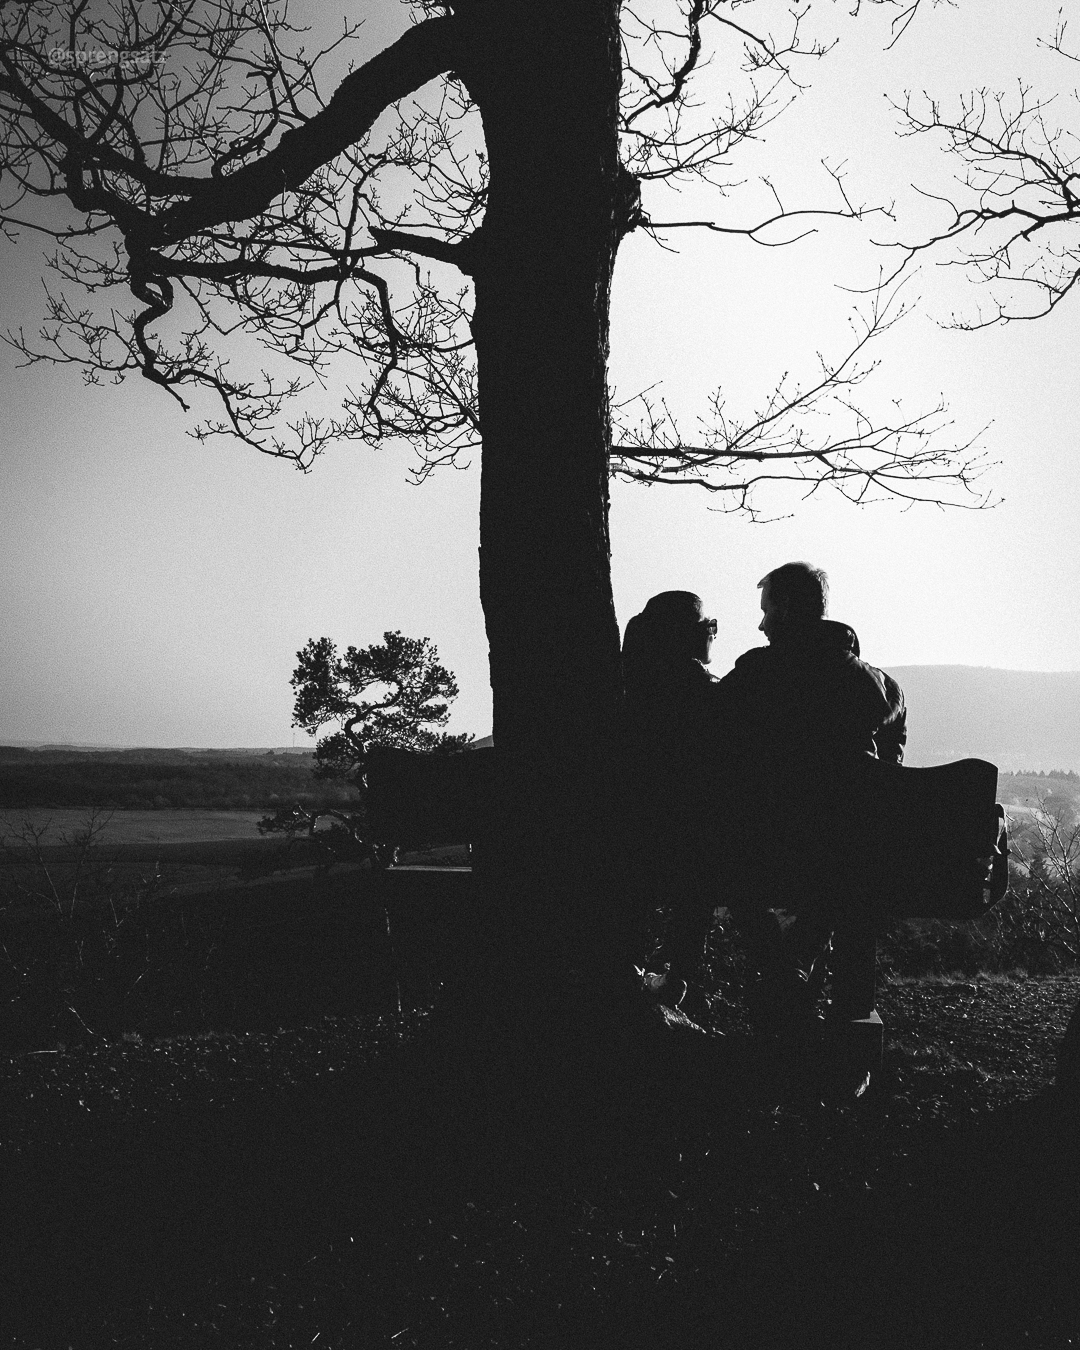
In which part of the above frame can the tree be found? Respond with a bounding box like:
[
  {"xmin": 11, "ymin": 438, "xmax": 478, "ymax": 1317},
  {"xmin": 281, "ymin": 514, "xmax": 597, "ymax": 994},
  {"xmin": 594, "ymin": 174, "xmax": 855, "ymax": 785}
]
[
  {"xmin": 259, "ymin": 630, "xmax": 472, "ymax": 863},
  {"xmin": 0, "ymin": 0, "xmax": 977, "ymax": 1045},
  {"xmin": 293, "ymin": 631, "xmax": 471, "ymax": 770}
]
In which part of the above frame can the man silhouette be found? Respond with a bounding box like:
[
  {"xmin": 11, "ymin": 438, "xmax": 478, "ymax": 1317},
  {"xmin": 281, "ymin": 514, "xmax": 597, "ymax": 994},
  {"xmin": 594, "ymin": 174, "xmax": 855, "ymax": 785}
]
[
  {"xmin": 729, "ymin": 561, "xmax": 905, "ymax": 767},
  {"xmin": 716, "ymin": 562, "xmax": 906, "ymax": 1032}
]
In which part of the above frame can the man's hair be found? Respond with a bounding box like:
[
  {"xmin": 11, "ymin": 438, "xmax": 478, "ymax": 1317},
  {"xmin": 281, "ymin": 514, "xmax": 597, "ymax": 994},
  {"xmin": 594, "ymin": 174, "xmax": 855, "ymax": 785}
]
[{"xmin": 759, "ymin": 562, "xmax": 829, "ymax": 621}]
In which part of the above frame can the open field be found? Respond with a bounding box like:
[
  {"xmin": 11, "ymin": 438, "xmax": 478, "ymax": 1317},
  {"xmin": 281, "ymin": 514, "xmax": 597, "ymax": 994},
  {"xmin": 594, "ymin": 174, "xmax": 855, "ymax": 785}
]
[
  {"xmin": 0, "ymin": 809, "xmax": 467, "ymax": 891},
  {"xmin": 0, "ymin": 808, "xmax": 300, "ymax": 898},
  {"xmin": 0, "ymin": 746, "xmax": 353, "ymax": 813},
  {"xmin": 0, "ymin": 806, "xmax": 268, "ymax": 846}
]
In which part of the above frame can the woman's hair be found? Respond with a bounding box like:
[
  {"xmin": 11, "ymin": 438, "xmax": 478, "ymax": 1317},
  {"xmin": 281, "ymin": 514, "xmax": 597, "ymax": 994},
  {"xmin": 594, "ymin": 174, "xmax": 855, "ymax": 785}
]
[
  {"xmin": 641, "ymin": 590, "xmax": 703, "ymax": 630},
  {"xmin": 622, "ymin": 590, "xmax": 704, "ymax": 693}
]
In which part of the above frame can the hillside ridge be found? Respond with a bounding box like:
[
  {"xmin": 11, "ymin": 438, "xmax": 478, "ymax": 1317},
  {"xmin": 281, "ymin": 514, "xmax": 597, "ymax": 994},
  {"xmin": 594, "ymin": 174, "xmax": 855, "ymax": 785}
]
[{"xmin": 884, "ymin": 665, "xmax": 1080, "ymax": 771}]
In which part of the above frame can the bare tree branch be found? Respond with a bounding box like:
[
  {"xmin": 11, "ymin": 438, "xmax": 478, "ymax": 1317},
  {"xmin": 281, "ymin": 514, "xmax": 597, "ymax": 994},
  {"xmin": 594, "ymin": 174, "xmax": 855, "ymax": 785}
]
[
  {"xmin": 849, "ymin": 0, "xmax": 953, "ymax": 51},
  {"xmin": 646, "ymin": 160, "xmax": 889, "ymax": 245},
  {"xmin": 0, "ymin": 4, "xmax": 485, "ymax": 473},
  {"xmin": 889, "ymin": 82, "xmax": 1080, "ymax": 326},
  {"xmin": 368, "ymin": 224, "xmax": 480, "ymax": 272},
  {"xmin": 618, "ymin": 1, "xmax": 831, "ymax": 189},
  {"xmin": 0, "ymin": 1, "xmax": 977, "ymax": 509},
  {"xmin": 0, "ymin": 13, "xmax": 457, "ymax": 236},
  {"xmin": 155, "ymin": 17, "xmax": 458, "ymax": 242},
  {"xmin": 611, "ymin": 284, "xmax": 992, "ymax": 519}
]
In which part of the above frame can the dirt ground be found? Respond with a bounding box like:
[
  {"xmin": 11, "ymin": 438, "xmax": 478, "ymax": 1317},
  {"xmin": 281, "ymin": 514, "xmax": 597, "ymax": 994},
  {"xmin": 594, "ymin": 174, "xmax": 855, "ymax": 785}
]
[{"xmin": 1, "ymin": 973, "xmax": 1078, "ymax": 1348}]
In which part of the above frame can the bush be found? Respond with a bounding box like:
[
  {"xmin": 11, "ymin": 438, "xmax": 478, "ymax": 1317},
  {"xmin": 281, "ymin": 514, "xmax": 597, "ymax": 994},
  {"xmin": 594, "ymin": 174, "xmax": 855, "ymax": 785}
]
[
  {"xmin": 0, "ymin": 819, "xmax": 405, "ymax": 1053},
  {"xmin": 877, "ymin": 899, "xmax": 1077, "ymax": 979}
]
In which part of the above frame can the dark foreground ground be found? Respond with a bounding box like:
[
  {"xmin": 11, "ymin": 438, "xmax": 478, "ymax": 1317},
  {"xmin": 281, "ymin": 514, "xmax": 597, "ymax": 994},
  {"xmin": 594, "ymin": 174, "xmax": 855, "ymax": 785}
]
[{"xmin": 2, "ymin": 970, "xmax": 1078, "ymax": 1349}]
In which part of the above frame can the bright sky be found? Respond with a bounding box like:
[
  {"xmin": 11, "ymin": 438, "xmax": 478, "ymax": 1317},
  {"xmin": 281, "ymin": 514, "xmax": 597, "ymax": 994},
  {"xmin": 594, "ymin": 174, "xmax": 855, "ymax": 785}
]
[{"xmin": 2, "ymin": 0, "xmax": 1079, "ymax": 747}]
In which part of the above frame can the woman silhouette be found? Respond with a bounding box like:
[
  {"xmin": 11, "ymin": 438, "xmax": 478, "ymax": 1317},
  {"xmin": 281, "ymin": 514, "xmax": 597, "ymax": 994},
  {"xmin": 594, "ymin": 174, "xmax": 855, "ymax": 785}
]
[{"xmin": 620, "ymin": 591, "xmax": 720, "ymax": 1018}]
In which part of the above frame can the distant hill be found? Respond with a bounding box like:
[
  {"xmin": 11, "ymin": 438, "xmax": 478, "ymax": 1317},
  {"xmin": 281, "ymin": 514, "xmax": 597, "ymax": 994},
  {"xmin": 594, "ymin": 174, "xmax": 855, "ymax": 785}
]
[
  {"xmin": 1, "ymin": 742, "xmax": 314, "ymax": 755},
  {"xmin": 6, "ymin": 667, "xmax": 1077, "ymax": 784},
  {"xmin": 888, "ymin": 666, "xmax": 1080, "ymax": 772}
]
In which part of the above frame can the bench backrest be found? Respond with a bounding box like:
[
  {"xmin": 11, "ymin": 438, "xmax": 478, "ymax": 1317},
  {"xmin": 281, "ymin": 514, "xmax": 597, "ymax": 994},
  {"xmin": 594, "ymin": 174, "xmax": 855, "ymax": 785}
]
[
  {"xmin": 366, "ymin": 745, "xmax": 1008, "ymax": 919},
  {"xmin": 364, "ymin": 745, "xmax": 495, "ymax": 849}
]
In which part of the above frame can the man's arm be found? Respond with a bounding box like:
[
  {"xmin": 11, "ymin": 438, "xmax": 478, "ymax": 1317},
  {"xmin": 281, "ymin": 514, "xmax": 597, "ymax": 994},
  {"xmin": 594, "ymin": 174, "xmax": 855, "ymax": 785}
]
[
  {"xmin": 876, "ymin": 674, "xmax": 907, "ymax": 765},
  {"xmin": 709, "ymin": 649, "xmax": 763, "ymax": 732}
]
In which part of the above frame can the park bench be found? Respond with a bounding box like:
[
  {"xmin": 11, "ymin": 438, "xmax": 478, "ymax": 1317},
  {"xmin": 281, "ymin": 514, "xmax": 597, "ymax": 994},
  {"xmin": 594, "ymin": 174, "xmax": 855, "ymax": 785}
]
[
  {"xmin": 722, "ymin": 753, "xmax": 1009, "ymax": 1065},
  {"xmin": 364, "ymin": 744, "xmax": 1009, "ymax": 1061},
  {"xmin": 360, "ymin": 745, "xmax": 495, "ymax": 1006},
  {"xmin": 363, "ymin": 744, "xmax": 496, "ymax": 861}
]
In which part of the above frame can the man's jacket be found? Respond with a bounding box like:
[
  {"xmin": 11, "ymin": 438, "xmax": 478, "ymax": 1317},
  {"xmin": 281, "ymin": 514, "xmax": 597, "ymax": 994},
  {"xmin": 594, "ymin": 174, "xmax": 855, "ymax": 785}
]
[
  {"xmin": 714, "ymin": 619, "xmax": 906, "ymax": 770},
  {"xmin": 710, "ymin": 621, "xmax": 907, "ymax": 911}
]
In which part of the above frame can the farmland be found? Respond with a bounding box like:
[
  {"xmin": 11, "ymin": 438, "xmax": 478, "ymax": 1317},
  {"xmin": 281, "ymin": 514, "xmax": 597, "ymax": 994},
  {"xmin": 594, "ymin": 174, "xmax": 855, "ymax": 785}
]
[
  {"xmin": 0, "ymin": 806, "xmax": 267, "ymax": 847},
  {"xmin": 0, "ymin": 749, "xmax": 345, "ymax": 888},
  {"xmin": 0, "ymin": 745, "xmax": 353, "ymax": 811}
]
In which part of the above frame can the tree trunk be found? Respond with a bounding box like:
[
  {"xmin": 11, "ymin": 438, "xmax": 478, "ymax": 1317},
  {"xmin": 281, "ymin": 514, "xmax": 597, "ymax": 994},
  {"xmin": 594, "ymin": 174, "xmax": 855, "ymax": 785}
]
[{"xmin": 457, "ymin": 1, "xmax": 633, "ymax": 1017}]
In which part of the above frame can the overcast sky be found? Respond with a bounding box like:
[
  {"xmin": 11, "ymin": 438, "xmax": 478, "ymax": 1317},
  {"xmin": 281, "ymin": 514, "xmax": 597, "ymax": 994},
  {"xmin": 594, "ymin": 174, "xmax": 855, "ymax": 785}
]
[{"xmin": 2, "ymin": 0, "xmax": 1078, "ymax": 747}]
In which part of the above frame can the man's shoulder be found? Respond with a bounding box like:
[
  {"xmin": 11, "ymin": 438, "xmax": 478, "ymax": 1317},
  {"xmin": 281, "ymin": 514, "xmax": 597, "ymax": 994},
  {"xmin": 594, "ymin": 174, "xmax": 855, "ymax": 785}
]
[
  {"xmin": 713, "ymin": 645, "xmax": 771, "ymax": 691},
  {"xmin": 732, "ymin": 644, "xmax": 772, "ymax": 673},
  {"xmin": 853, "ymin": 654, "xmax": 904, "ymax": 702},
  {"xmin": 847, "ymin": 658, "xmax": 906, "ymax": 756},
  {"xmin": 877, "ymin": 665, "xmax": 906, "ymax": 714}
]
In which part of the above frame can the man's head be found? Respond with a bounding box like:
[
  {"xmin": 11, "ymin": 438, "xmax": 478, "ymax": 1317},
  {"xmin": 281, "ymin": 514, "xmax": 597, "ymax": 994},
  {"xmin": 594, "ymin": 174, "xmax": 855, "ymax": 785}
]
[{"xmin": 758, "ymin": 562, "xmax": 829, "ymax": 641}]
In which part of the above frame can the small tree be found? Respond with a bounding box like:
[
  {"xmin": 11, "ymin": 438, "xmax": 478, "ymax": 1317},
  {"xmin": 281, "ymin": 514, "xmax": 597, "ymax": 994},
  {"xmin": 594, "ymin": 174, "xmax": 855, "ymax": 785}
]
[
  {"xmin": 260, "ymin": 630, "xmax": 471, "ymax": 861},
  {"xmin": 294, "ymin": 630, "xmax": 471, "ymax": 770}
]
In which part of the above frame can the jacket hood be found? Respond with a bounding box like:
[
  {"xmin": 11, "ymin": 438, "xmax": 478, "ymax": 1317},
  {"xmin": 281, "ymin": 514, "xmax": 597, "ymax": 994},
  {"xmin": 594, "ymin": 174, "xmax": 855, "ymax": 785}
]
[{"xmin": 769, "ymin": 619, "xmax": 861, "ymax": 659}]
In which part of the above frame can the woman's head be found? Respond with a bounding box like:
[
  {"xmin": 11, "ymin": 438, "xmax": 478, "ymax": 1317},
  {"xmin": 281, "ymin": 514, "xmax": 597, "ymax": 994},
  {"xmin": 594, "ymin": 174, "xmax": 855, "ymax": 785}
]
[{"xmin": 623, "ymin": 591, "xmax": 716, "ymax": 684}]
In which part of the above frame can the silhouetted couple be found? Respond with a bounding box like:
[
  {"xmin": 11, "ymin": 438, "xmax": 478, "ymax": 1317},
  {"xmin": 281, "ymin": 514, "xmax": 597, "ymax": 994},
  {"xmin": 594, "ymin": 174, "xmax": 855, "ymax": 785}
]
[{"xmin": 621, "ymin": 561, "xmax": 906, "ymax": 1034}]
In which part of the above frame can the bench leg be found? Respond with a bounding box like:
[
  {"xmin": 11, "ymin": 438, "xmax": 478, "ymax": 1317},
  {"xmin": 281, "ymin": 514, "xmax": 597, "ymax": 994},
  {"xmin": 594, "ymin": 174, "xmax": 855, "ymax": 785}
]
[
  {"xmin": 826, "ymin": 921, "xmax": 883, "ymax": 1073},
  {"xmin": 829, "ymin": 921, "xmax": 877, "ymax": 1020}
]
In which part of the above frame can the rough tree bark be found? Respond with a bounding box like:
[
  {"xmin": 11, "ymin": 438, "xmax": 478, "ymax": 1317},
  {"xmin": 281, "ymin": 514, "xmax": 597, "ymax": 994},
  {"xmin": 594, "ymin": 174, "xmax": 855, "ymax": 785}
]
[{"xmin": 453, "ymin": 0, "xmax": 635, "ymax": 1013}]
